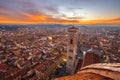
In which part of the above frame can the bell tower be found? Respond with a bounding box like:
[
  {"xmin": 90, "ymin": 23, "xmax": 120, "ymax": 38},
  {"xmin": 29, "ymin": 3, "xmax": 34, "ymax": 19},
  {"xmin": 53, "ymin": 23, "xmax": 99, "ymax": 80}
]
[{"xmin": 66, "ymin": 26, "xmax": 79, "ymax": 74}]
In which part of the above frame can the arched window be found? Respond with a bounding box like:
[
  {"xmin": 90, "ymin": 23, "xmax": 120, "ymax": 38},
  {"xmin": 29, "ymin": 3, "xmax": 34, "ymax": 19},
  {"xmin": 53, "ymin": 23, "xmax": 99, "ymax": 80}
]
[
  {"xmin": 70, "ymin": 39, "xmax": 73, "ymax": 44},
  {"xmin": 69, "ymin": 49, "xmax": 73, "ymax": 52},
  {"xmin": 68, "ymin": 56, "xmax": 73, "ymax": 60}
]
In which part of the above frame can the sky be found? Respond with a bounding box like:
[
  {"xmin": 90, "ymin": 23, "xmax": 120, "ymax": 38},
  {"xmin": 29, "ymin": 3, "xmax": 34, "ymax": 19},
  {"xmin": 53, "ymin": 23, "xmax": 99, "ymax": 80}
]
[{"xmin": 0, "ymin": 0, "xmax": 120, "ymax": 25}]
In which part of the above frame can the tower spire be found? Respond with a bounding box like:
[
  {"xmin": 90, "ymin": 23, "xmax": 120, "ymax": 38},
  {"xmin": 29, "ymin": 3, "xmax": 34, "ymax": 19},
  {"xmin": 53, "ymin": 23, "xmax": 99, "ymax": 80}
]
[
  {"xmin": 72, "ymin": 17, "xmax": 75, "ymax": 28},
  {"xmin": 73, "ymin": 19, "xmax": 74, "ymax": 27}
]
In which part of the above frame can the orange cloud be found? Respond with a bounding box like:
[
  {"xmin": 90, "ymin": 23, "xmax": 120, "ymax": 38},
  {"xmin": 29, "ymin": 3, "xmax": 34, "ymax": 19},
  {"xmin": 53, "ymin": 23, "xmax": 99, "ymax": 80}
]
[
  {"xmin": 78, "ymin": 18, "xmax": 120, "ymax": 25},
  {"xmin": 22, "ymin": 13, "xmax": 47, "ymax": 22},
  {"xmin": 0, "ymin": 14, "xmax": 120, "ymax": 25}
]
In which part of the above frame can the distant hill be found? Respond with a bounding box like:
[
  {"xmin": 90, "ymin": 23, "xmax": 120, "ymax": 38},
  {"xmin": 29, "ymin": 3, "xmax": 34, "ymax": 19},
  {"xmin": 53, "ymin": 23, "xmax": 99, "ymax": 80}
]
[{"xmin": 0, "ymin": 24, "xmax": 119, "ymax": 31}]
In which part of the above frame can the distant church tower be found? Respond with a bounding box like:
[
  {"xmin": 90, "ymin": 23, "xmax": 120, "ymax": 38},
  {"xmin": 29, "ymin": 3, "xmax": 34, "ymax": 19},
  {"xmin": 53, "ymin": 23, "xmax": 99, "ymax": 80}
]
[{"xmin": 66, "ymin": 26, "xmax": 80, "ymax": 74}]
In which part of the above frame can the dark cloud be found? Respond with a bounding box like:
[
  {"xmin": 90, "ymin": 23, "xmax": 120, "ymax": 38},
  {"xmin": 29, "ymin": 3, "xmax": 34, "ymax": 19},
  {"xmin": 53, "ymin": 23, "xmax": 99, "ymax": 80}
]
[
  {"xmin": 0, "ymin": 5, "xmax": 10, "ymax": 11},
  {"xmin": 45, "ymin": 6, "xmax": 59, "ymax": 14},
  {"xmin": 0, "ymin": 0, "xmax": 60, "ymax": 19}
]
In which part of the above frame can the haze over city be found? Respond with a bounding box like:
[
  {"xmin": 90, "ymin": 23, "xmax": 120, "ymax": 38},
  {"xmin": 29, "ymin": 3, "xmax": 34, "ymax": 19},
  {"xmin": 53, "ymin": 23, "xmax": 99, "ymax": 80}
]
[{"xmin": 0, "ymin": 0, "xmax": 120, "ymax": 25}]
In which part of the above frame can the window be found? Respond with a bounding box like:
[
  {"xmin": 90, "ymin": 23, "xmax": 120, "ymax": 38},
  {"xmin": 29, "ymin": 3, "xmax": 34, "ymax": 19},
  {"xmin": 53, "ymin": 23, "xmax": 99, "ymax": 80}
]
[
  {"xmin": 70, "ymin": 39, "xmax": 73, "ymax": 44},
  {"xmin": 68, "ymin": 56, "xmax": 73, "ymax": 60},
  {"xmin": 69, "ymin": 49, "xmax": 73, "ymax": 52}
]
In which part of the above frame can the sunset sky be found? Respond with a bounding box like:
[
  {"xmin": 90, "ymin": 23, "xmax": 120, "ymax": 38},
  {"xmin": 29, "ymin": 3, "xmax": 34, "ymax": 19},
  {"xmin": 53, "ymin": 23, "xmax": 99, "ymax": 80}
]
[{"xmin": 0, "ymin": 0, "xmax": 120, "ymax": 25}]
